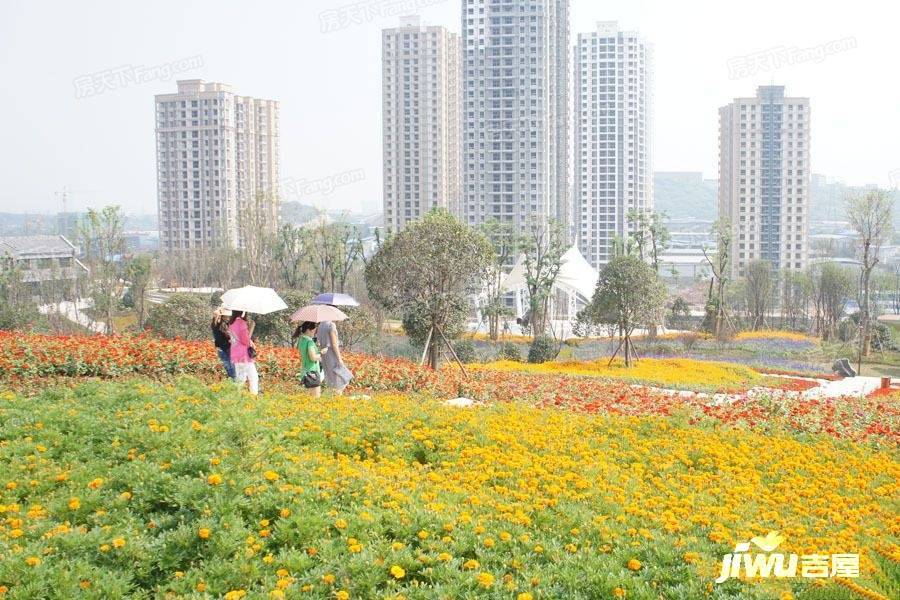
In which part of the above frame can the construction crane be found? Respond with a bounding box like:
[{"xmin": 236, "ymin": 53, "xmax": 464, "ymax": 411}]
[{"xmin": 53, "ymin": 187, "xmax": 100, "ymax": 236}]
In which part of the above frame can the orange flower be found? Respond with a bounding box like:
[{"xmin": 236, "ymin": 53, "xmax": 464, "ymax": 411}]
[
  {"xmin": 198, "ymin": 527, "xmax": 211, "ymax": 539},
  {"xmin": 207, "ymin": 474, "xmax": 223, "ymax": 486},
  {"xmin": 68, "ymin": 497, "xmax": 80, "ymax": 510},
  {"xmin": 87, "ymin": 478, "xmax": 103, "ymax": 489},
  {"xmin": 627, "ymin": 558, "xmax": 641, "ymax": 571}
]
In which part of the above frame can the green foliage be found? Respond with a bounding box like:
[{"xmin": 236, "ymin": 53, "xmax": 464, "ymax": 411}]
[
  {"xmin": 251, "ymin": 289, "xmax": 311, "ymax": 346},
  {"xmin": 0, "ymin": 268, "xmax": 44, "ymax": 331},
  {"xmin": 528, "ymin": 336, "xmax": 559, "ymax": 364},
  {"xmin": 451, "ymin": 340, "xmax": 478, "ymax": 364},
  {"xmin": 338, "ymin": 305, "xmax": 378, "ymax": 351},
  {"xmin": 668, "ymin": 297, "xmax": 692, "ymax": 329},
  {"xmin": 401, "ymin": 300, "xmax": 467, "ymax": 349},
  {"xmin": 366, "ymin": 209, "xmax": 492, "ymax": 368},
  {"xmin": 145, "ymin": 293, "xmax": 211, "ymax": 341},
  {"xmin": 496, "ymin": 341, "xmax": 523, "ymax": 362}
]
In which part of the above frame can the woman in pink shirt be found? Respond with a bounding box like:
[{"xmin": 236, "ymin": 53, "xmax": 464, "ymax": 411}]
[{"xmin": 228, "ymin": 311, "xmax": 259, "ymax": 395}]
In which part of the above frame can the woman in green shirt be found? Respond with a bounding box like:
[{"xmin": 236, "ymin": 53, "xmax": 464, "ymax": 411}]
[{"xmin": 293, "ymin": 321, "xmax": 326, "ymax": 398}]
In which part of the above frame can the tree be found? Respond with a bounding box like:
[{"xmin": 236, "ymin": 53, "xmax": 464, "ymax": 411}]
[
  {"xmin": 365, "ymin": 210, "xmax": 492, "ymax": 369},
  {"xmin": 628, "ymin": 209, "xmax": 670, "ymax": 271},
  {"xmin": 584, "ymin": 255, "xmax": 666, "ymax": 367},
  {"xmin": 520, "ymin": 220, "xmax": 566, "ymax": 337},
  {"xmin": 251, "ymin": 289, "xmax": 311, "ymax": 346},
  {"xmin": 273, "ymin": 224, "xmax": 310, "ymax": 291},
  {"xmin": 810, "ymin": 263, "xmax": 853, "ymax": 341},
  {"xmin": 145, "ymin": 293, "xmax": 211, "ymax": 340},
  {"xmin": 311, "ymin": 220, "xmax": 363, "ymax": 293},
  {"xmin": 780, "ymin": 269, "xmax": 812, "ymax": 331},
  {"xmin": 478, "ymin": 220, "xmax": 516, "ymax": 340},
  {"xmin": 668, "ymin": 296, "xmax": 691, "ymax": 330},
  {"xmin": 79, "ymin": 206, "xmax": 125, "ymax": 334},
  {"xmin": 0, "ymin": 267, "xmax": 43, "ymax": 331},
  {"xmin": 124, "ymin": 255, "xmax": 152, "ymax": 330},
  {"xmin": 702, "ymin": 220, "xmax": 732, "ymax": 339},
  {"xmin": 847, "ymin": 190, "xmax": 893, "ymax": 357},
  {"xmin": 239, "ymin": 190, "xmax": 278, "ymax": 285},
  {"xmin": 741, "ymin": 260, "xmax": 775, "ymax": 330}
]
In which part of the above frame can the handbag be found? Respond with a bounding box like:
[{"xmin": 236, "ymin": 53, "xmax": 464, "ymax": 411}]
[
  {"xmin": 248, "ymin": 345, "xmax": 257, "ymax": 360},
  {"xmin": 301, "ymin": 369, "xmax": 322, "ymax": 389}
]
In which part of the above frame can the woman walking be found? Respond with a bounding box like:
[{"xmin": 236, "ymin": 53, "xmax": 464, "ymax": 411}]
[
  {"xmin": 229, "ymin": 311, "xmax": 259, "ymax": 395},
  {"xmin": 211, "ymin": 307, "xmax": 235, "ymax": 380},
  {"xmin": 316, "ymin": 318, "xmax": 353, "ymax": 395},
  {"xmin": 294, "ymin": 321, "xmax": 325, "ymax": 398}
]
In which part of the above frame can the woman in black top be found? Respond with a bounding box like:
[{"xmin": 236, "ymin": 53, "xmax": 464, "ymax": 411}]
[{"xmin": 212, "ymin": 308, "xmax": 235, "ymax": 380}]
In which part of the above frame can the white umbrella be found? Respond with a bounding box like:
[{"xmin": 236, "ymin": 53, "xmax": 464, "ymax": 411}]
[
  {"xmin": 290, "ymin": 304, "xmax": 348, "ymax": 323},
  {"xmin": 220, "ymin": 286, "xmax": 288, "ymax": 315}
]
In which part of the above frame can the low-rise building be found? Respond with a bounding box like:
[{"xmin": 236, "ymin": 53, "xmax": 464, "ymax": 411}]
[{"xmin": 0, "ymin": 235, "xmax": 88, "ymax": 298}]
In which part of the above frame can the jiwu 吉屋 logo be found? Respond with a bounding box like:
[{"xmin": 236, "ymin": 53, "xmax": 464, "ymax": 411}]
[{"xmin": 715, "ymin": 531, "xmax": 859, "ymax": 583}]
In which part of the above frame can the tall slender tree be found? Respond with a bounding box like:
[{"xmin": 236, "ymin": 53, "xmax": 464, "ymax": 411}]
[{"xmin": 847, "ymin": 190, "xmax": 893, "ymax": 357}]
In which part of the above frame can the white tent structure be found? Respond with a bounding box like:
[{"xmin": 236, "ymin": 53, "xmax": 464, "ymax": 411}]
[{"xmin": 499, "ymin": 245, "xmax": 599, "ymax": 334}]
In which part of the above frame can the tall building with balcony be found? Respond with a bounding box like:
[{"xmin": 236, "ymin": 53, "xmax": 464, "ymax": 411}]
[
  {"xmin": 718, "ymin": 85, "xmax": 810, "ymax": 277},
  {"xmin": 382, "ymin": 17, "xmax": 460, "ymax": 233},
  {"xmin": 155, "ymin": 80, "xmax": 279, "ymax": 251},
  {"xmin": 574, "ymin": 21, "xmax": 653, "ymax": 268},
  {"xmin": 461, "ymin": 0, "xmax": 570, "ymax": 237}
]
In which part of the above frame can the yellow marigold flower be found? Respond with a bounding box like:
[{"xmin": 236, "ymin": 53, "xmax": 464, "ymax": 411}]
[
  {"xmin": 224, "ymin": 591, "xmax": 246, "ymax": 600},
  {"xmin": 68, "ymin": 497, "xmax": 80, "ymax": 510},
  {"xmin": 99, "ymin": 544, "xmax": 111, "ymax": 552},
  {"xmin": 476, "ymin": 572, "xmax": 495, "ymax": 588},
  {"xmin": 198, "ymin": 527, "xmax": 211, "ymax": 539},
  {"xmin": 119, "ymin": 491, "xmax": 132, "ymax": 501},
  {"xmin": 10, "ymin": 529, "xmax": 23, "ymax": 538},
  {"xmin": 683, "ymin": 552, "xmax": 700, "ymax": 564},
  {"xmin": 533, "ymin": 545, "xmax": 544, "ymax": 554},
  {"xmin": 499, "ymin": 531, "xmax": 512, "ymax": 542},
  {"xmin": 207, "ymin": 474, "xmax": 223, "ymax": 486},
  {"xmin": 269, "ymin": 590, "xmax": 285, "ymax": 599},
  {"xmin": 349, "ymin": 543, "xmax": 363, "ymax": 553},
  {"xmin": 301, "ymin": 585, "xmax": 313, "ymax": 592},
  {"xmin": 79, "ymin": 580, "xmax": 90, "ymax": 590},
  {"xmin": 196, "ymin": 582, "xmax": 207, "ymax": 592},
  {"xmin": 437, "ymin": 552, "xmax": 452, "ymax": 562},
  {"xmin": 779, "ymin": 593, "xmax": 793, "ymax": 600},
  {"xmin": 390, "ymin": 565, "xmax": 406, "ymax": 579},
  {"xmin": 483, "ymin": 537, "xmax": 495, "ymax": 548},
  {"xmin": 264, "ymin": 470, "xmax": 279, "ymax": 482},
  {"xmin": 391, "ymin": 541, "xmax": 405, "ymax": 551},
  {"xmin": 627, "ymin": 558, "xmax": 641, "ymax": 571},
  {"xmin": 463, "ymin": 559, "xmax": 480, "ymax": 570},
  {"xmin": 443, "ymin": 523, "xmax": 454, "ymax": 532},
  {"xmin": 210, "ymin": 457, "xmax": 221, "ymax": 466},
  {"xmin": 112, "ymin": 537, "xmax": 126, "ymax": 549},
  {"xmin": 25, "ymin": 556, "xmax": 41, "ymax": 567},
  {"xmin": 87, "ymin": 478, "xmax": 103, "ymax": 489},
  {"xmin": 613, "ymin": 587, "xmax": 627, "ymax": 599},
  {"xmin": 335, "ymin": 592, "xmax": 349, "ymax": 600},
  {"xmin": 277, "ymin": 568, "xmax": 289, "ymax": 578},
  {"xmin": 174, "ymin": 571, "xmax": 184, "ymax": 579},
  {"xmin": 417, "ymin": 530, "xmax": 429, "ymax": 540},
  {"xmin": 334, "ymin": 519, "xmax": 348, "ymax": 530},
  {"xmin": 6, "ymin": 482, "xmax": 17, "ymax": 490},
  {"xmin": 322, "ymin": 573, "xmax": 336, "ymax": 585},
  {"xmin": 280, "ymin": 508, "xmax": 291, "ymax": 518},
  {"xmin": 518, "ymin": 594, "xmax": 533, "ymax": 600},
  {"xmin": 307, "ymin": 547, "xmax": 318, "ymax": 556}
]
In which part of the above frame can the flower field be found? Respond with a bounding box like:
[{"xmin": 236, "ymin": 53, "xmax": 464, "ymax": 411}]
[
  {"xmin": 470, "ymin": 357, "xmax": 762, "ymax": 391},
  {"xmin": 0, "ymin": 332, "xmax": 897, "ymax": 445},
  {"xmin": 0, "ymin": 379, "xmax": 898, "ymax": 599}
]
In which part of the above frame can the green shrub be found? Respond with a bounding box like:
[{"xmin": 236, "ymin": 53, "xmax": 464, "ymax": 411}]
[
  {"xmin": 527, "ymin": 336, "xmax": 558, "ymax": 364},
  {"xmin": 496, "ymin": 341, "xmax": 522, "ymax": 362},
  {"xmin": 145, "ymin": 293, "xmax": 211, "ymax": 340},
  {"xmin": 452, "ymin": 340, "xmax": 478, "ymax": 364}
]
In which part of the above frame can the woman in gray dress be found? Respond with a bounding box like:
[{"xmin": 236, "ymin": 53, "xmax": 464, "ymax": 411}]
[{"xmin": 316, "ymin": 318, "xmax": 353, "ymax": 394}]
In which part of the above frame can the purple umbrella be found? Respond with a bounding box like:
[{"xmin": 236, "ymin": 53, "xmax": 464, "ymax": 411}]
[{"xmin": 311, "ymin": 293, "xmax": 359, "ymax": 307}]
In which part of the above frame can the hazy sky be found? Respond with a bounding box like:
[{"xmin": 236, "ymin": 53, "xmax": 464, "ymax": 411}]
[{"xmin": 1, "ymin": 0, "xmax": 897, "ymax": 215}]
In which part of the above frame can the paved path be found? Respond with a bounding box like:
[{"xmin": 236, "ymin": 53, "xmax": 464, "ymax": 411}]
[
  {"xmin": 39, "ymin": 299, "xmax": 106, "ymax": 334},
  {"xmin": 801, "ymin": 376, "xmax": 884, "ymax": 399}
]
